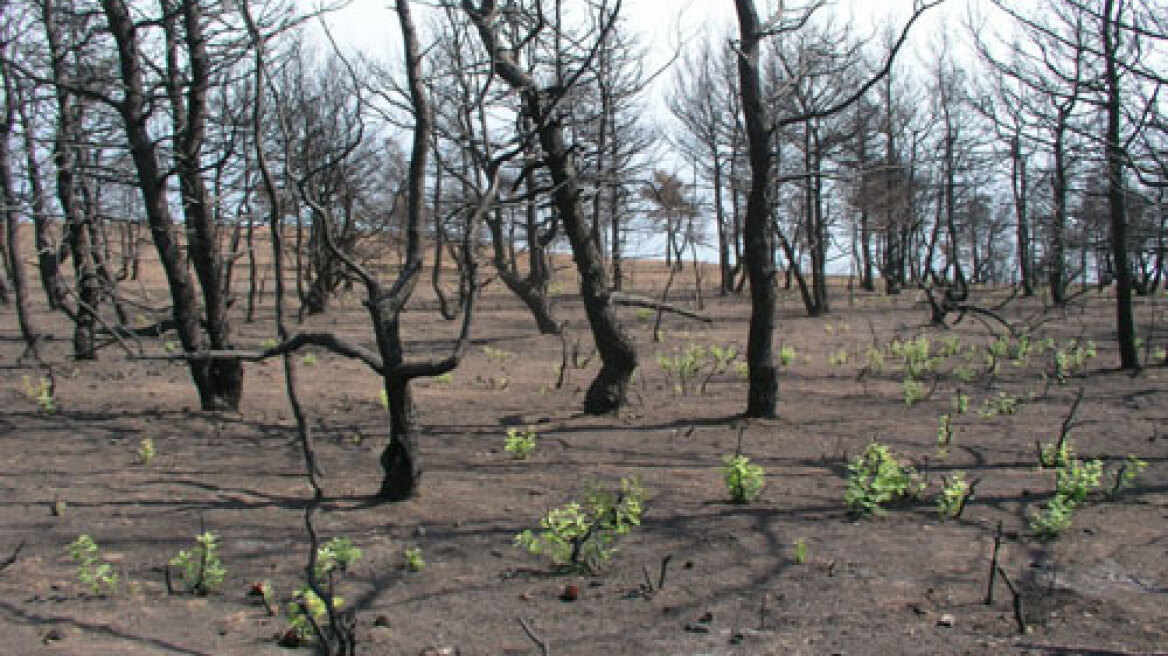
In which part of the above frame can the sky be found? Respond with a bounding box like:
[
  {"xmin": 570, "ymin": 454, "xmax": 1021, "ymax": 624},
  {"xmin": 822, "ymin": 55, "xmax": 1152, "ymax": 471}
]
[
  {"xmin": 320, "ymin": 0, "xmax": 976, "ymax": 77},
  {"xmin": 313, "ymin": 0, "xmax": 978, "ymax": 262}
]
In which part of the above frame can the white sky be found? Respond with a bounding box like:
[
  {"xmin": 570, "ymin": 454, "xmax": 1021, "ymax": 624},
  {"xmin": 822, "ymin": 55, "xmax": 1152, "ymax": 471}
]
[
  {"xmin": 320, "ymin": 0, "xmax": 975, "ymax": 78},
  {"xmin": 312, "ymin": 1, "xmax": 977, "ymax": 261}
]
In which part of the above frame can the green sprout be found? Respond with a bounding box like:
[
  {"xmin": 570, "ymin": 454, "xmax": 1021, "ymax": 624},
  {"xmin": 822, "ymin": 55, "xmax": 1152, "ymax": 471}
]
[
  {"xmin": 136, "ymin": 438, "xmax": 155, "ymax": 465},
  {"xmin": 902, "ymin": 378, "xmax": 926, "ymax": 407},
  {"xmin": 936, "ymin": 472, "xmax": 972, "ymax": 518},
  {"xmin": 504, "ymin": 428, "xmax": 538, "ymax": 460},
  {"xmin": 403, "ymin": 547, "xmax": 425, "ymax": 572},
  {"xmin": 721, "ymin": 454, "xmax": 765, "ymax": 503},
  {"xmin": 22, "ymin": 375, "xmax": 55, "ymax": 413},
  {"xmin": 844, "ymin": 442, "xmax": 924, "ymax": 517},
  {"xmin": 514, "ymin": 478, "xmax": 644, "ymax": 573},
  {"xmin": 170, "ymin": 531, "xmax": 227, "ymax": 595},
  {"xmin": 68, "ymin": 534, "xmax": 119, "ymax": 595}
]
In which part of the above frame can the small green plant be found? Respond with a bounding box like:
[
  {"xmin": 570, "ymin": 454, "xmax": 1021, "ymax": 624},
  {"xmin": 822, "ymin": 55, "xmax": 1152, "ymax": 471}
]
[
  {"xmin": 164, "ymin": 341, "xmax": 180, "ymax": 354},
  {"xmin": 1053, "ymin": 339, "xmax": 1097, "ymax": 383},
  {"xmin": 936, "ymin": 413, "xmax": 954, "ymax": 453},
  {"xmin": 22, "ymin": 375, "xmax": 55, "ymax": 413},
  {"xmin": 657, "ymin": 344, "xmax": 705, "ymax": 395},
  {"xmin": 1029, "ymin": 495, "xmax": 1076, "ymax": 541},
  {"xmin": 434, "ymin": 372, "xmax": 454, "ymax": 384},
  {"xmin": 721, "ymin": 454, "xmax": 765, "ymax": 503},
  {"xmin": 844, "ymin": 442, "xmax": 924, "ymax": 517},
  {"xmin": 1011, "ymin": 332, "xmax": 1032, "ymax": 364},
  {"xmin": 1108, "ymin": 455, "xmax": 1147, "ymax": 497},
  {"xmin": 778, "ymin": 345, "xmax": 796, "ymax": 367},
  {"xmin": 288, "ymin": 586, "xmax": 343, "ymax": 641},
  {"xmin": 792, "ymin": 538, "xmax": 808, "ymax": 565},
  {"xmin": 952, "ymin": 389, "xmax": 970, "ymax": 415},
  {"xmin": 864, "ymin": 346, "xmax": 885, "ymax": 372},
  {"xmin": 734, "ymin": 361, "xmax": 750, "ymax": 381},
  {"xmin": 979, "ymin": 392, "xmax": 1018, "ymax": 418},
  {"xmin": 504, "ymin": 428, "xmax": 538, "ymax": 460},
  {"xmin": 315, "ymin": 537, "xmax": 362, "ymax": 581},
  {"xmin": 936, "ymin": 472, "xmax": 972, "ymax": 518},
  {"xmin": 136, "ymin": 438, "xmax": 155, "ymax": 465},
  {"xmin": 1028, "ymin": 456, "xmax": 1103, "ymax": 540},
  {"xmin": 704, "ymin": 345, "xmax": 739, "ymax": 388},
  {"xmin": 902, "ymin": 378, "xmax": 926, "ymax": 407},
  {"xmin": 68, "ymin": 534, "xmax": 119, "ymax": 595},
  {"xmin": 301, "ymin": 353, "xmax": 317, "ymax": 367},
  {"xmin": 1038, "ymin": 438, "xmax": 1073, "ymax": 468},
  {"xmin": 169, "ymin": 531, "xmax": 227, "ymax": 595},
  {"xmin": 403, "ymin": 546, "xmax": 425, "ymax": 572},
  {"xmin": 904, "ymin": 336, "xmax": 935, "ymax": 378},
  {"xmin": 378, "ymin": 389, "xmax": 389, "ymax": 410},
  {"xmin": 989, "ymin": 336, "xmax": 1011, "ymax": 359},
  {"xmin": 1055, "ymin": 458, "xmax": 1103, "ymax": 503},
  {"xmin": 634, "ymin": 308, "xmax": 654, "ymax": 322},
  {"xmin": 288, "ymin": 537, "xmax": 363, "ymax": 641},
  {"xmin": 483, "ymin": 346, "xmax": 513, "ymax": 366},
  {"xmin": 938, "ymin": 335, "xmax": 963, "ymax": 358},
  {"xmin": 827, "ymin": 348, "xmax": 849, "ymax": 367},
  {"xmin": 953, "ymin": 365, "xmax": 976, "ymax": 383},
  {"xmin": 260, "ymin": 337, "xmax": 280, "ymax": 350},
  {"xmin": 514, "ymin": 477, "xmax": 644, "ymax": 572}
]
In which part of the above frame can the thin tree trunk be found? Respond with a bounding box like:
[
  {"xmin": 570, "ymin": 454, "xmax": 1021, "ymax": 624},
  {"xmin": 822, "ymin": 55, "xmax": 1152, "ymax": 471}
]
[
  {"xmin": 1101, "ymin": 0, "xmax": 1138, "ymax": 370},
  {"xmin": 734, "ymin": 0, "xmax": 779, "ymax": 418},
  {"xmin": 464, "ymin": 1, "xmax": 637, "ymax": 414},
  {"xmin": 0, "ymin": 54, "xmax": 39, "ymax": 355}
]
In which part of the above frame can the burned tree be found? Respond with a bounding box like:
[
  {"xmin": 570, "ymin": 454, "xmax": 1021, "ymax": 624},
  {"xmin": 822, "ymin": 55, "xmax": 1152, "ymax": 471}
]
[{"xmin": 462, "ymin": 0, "xmax": 640, "ymax": 414}]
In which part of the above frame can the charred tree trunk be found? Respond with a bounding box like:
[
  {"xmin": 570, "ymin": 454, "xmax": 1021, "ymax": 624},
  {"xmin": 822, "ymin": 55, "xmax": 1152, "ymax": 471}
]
[
  {"xmin": 101, "ymin": 0, "xmax": 241, "ymax": 409},
  {"xmin": 0, "ymin": 53, "xmax": 39, "ymax": 354},
  {"xmin": 1101, "ymin": 0, "xmax": 1137, "ymax": 370},
  {"xmin": 13, "ymin": 80, "xmax": 61, "ymax": 311},
  {"xmin": 734, "ymin": 0, "xmax": 779, "ymax": 417},
  {"xmin": 464, "ymin": 0, "xmax": 637, "ymax": 414},
  {"xmin": 1010, "ymin": 135, "xmax": 1034, "ymax": 296}
]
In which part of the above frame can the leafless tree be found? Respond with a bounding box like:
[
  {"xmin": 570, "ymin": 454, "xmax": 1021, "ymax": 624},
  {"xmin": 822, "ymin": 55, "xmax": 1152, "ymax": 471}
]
[
  {"xmin": 461, "ymin": 0, "xmax": 641, "ymax": 414},
  {"xmin": 732, "ymin": 0, "xmax": 941, "ymax": 417}
]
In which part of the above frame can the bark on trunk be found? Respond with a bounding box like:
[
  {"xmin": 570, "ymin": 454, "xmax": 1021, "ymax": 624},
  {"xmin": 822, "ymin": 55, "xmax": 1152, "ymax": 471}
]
[
  {"xmin": 1102, "ymin": 0, "xmax": 1138, "ymax": 370},
  {"xmin": 734, "ymin": 0, "xmax": 779, "ymax": 418}
]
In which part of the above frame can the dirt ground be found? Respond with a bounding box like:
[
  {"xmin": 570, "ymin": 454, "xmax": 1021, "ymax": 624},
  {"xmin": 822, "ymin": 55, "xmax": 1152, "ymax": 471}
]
[{"xmin": 1, "ymin": 259, "xmax": 1166, "ymax": 655}]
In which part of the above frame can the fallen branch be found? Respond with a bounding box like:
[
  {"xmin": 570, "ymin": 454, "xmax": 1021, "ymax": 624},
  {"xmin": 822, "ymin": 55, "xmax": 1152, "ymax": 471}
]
[
  {"xmin": 657, "ymin": 553, "xmax": 673, "ymax": 590},
  {"xmin": 610, "ymin": 291, "xmax": 711, "ymax": 323},
  {"xmin": 0, "ymin": 541, "xmax": 25, "ymax": 573},
  {"xmin": 517, "ymin": 617, "xmax": 550, "ymax": 656},
  {"xmin": 985, "ymin": 522, "xmax": 1003, "ymax": 605},
  {"xmin": 996, "ymin": 565, "xmax": 1026, "ymax": 634}
]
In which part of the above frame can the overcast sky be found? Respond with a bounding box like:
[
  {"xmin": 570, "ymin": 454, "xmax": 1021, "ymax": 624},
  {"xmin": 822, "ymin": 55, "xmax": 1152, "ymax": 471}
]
[
  {"xmin": 313, "ymin": 1, "xmax": 978, "ymax": 261},
  {"xmin": 315, "ymin": 0, "xmax": 980, "ymax": 137},
  {"xmin": 321, "ymin": 0, "xmax": 976, "ymax": 74}
]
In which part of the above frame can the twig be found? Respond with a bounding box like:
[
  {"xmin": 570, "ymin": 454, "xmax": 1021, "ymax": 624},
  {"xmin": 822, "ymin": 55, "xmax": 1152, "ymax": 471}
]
[
  {"xmin": 954, "ymin": 478, "xmax": 981, "ymax": 518},
  {"xmin": 517, "ymin": 617, "xmax": 550, "ymax": 656},
  {"xmin": 1057, "ymin": 387, "xmax": 1085, "ymax": 453},
  {"xmin": 641, "ymin": 564, "xmax": 655, "ymax": 592},
  {"xmin": 0, "ymin": 541, "xmax": 25, "ymax": 573},
  {"xmin": 657, "ymin": 554, "xmax": 673, "ymax": 590},
  {"xmin": 985, "ymin": 521, "xmax": 1003, "ymax": 605},
  {"xmin": 758, "ymin": 592, "xmax": 768, "ymax": 631},
  {"xmin": 995, "ymin": 565, "xmax": 1026, "ymax": 634}
]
